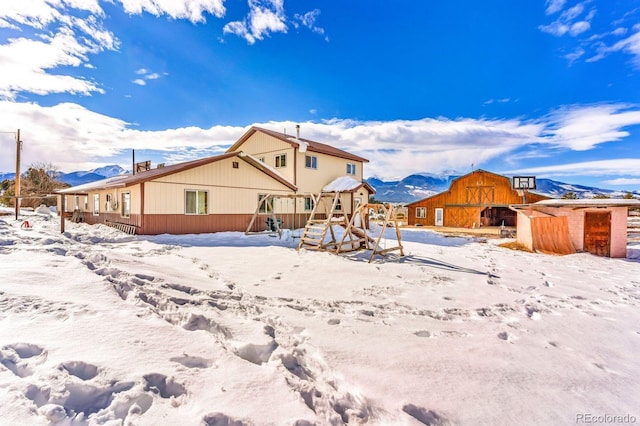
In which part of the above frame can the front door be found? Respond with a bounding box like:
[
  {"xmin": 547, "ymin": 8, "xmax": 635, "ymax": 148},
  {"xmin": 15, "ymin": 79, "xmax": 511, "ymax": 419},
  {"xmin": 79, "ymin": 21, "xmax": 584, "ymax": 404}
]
[
  {"xmin": 435, "ymin": 208, "xmax": 444, "ymax": 226},
  {"xmin": 584, "ymin": 212, "xmax": 611, "ymax": 257}
]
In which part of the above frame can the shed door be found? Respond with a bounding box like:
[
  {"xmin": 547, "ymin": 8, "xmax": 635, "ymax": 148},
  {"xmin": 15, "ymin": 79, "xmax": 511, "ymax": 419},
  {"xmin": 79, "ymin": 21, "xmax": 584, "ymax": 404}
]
[
  {"xmin": 584, "ymin": 212, "xmax": 611, "ymax": 257},
  {"xmin": 435, "ymin": 208, "xmax": 444, "ymax": 226}
]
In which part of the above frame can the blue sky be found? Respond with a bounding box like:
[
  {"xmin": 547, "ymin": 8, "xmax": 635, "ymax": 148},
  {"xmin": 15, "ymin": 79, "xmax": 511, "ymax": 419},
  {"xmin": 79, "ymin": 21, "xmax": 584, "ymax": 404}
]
[{"xmin": 1, "ymin": 0, "xmax": 640, "ymax": 190}]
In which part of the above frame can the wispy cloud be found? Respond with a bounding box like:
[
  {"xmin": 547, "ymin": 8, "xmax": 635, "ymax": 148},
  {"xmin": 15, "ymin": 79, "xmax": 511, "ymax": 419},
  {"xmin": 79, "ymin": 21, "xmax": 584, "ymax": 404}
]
[
  {"xmin": 132, "ymin": 69, "xmax": 164, "ymax": 85},
  {"xmin": 483, "ymin": 98, "xmax": 512, "ymax": 106},
  {"xmin": 541, "ymin": 103, "xmax": 640, "ymax": 150},
  {"xmin": 539, "ymin": 2, "xmax": 595, "ymax": 37},
  {"xmin": 504, "ymin": 159, "xmax": 640, "ymax": 178},
  {"xmin": 602, "ymin": 177, "xmax": 640, "ymax": 185},
  {"xmin": 3, "ymin": 100, "xmax": 639, "ymax": 181},
  {"xmin": 545, "ymin": 0, "xmax": 567, "ymax": 15},
  {"xmin": 540, "ymin": 2, "xmax": 640, "ymax": 67},
  {"xmin": 223, "ymin": 0, "xmax": 287, "ymax": 44},
  {"xmin": 293, "ymin": 9, "xmax": 328, "ymax": 41},
  {"xmin": 114, "ymin": 0, "xmax": 226, "ymax": 22},
  {"xmin": 0, "ymin": 0, "xmax": 321, "ymax": 99},
  {"xmin": 0, "ymin": 2, "xmax": 117, "ymax": 100}
]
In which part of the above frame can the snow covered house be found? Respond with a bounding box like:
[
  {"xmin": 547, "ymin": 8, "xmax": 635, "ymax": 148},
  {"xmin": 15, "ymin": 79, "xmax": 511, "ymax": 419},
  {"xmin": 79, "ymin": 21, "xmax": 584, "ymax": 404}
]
[
  {"xmin": 57, "ymin": 127, "xmax": 373, "ymax": 235},
  {"xmin": 510, "ymin": 199, "xmax": 640, "ymax": 258},
  {"xmin": 406, "ymin": 169, "xmax": 549, "ymax": 228}
]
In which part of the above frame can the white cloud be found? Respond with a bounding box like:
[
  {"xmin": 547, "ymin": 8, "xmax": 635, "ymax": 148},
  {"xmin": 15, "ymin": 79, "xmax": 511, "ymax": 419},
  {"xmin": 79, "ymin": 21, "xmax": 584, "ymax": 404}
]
[
  {"xmin": 132, "ymin": 69, "xmax": 163, "ymax": 85},
  {"xmin": 115, "ymin": 0, "xmax": 226, "ymax": 22},
  {"xmin": 539, "ymin": 2, "xmax": 594, "ymax": 38},
  {"xmin": 602, "ymin": 177, "xmax": 640, "ymax": 185},
  {"xmin": 2, "ymin": 101, "xmax": 639, "ymax": 180},
  {"xmin": 570, "ymin": 20, "xmax": 590, "ymax": 36},
  {"xmin": 0, "ymin": 30, "xmax": 106, "ymax": 100},
  {"xmin": 224, "ymin": 0, "xmax": 287, "ymax": 44},
  {"xmin": 504, "ymin": 159, "xmax": 640, "ymax": 178},
  {"xmin": 539, "ymin": 21, "xmax": 570, "ymax": 37},
  {"xmin": 0, "ymin": 101, "xmax": 243, "ymax": 173},
  {"xmin": 564, "ymin": 47, "xmax": 585, "ymax": 64},
  {"xmin": 539, "ymin": 3, "xmax": 640, "ymax": 67},
  {"xmin": 542, "ymin": 103, "xmax": 640, "ymax": 150},
  {"xmin": 608, "ymin": 28, "xmax": 640, "ymax": 67},
  {"xmin": 0, "ymin": 1, "xmax": 117, "ymax": 100},
  {"xmin": 293, "ymin": 9, "xmax": 328, "ymax": 41},
  {"xmin": 545, "ymin": 0, "xmax": 567, "ymax": 15}
]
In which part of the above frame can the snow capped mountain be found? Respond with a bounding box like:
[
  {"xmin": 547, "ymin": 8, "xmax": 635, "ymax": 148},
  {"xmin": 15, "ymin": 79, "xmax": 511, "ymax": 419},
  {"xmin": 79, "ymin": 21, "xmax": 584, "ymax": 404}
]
[
  {"xmin": 90, "ymin": 165, "xmax": 126, "ymax": 178},
  {"xmin": 0, "ymin": 165, "xmax": 127, "ymax": 187},
  {"xmin": 366, "ymin": 174, "xmax": 640, "ymax": 203},
  {"xmin": 60, "ymin": 165, "xmax": 127, "ymax": 186}
]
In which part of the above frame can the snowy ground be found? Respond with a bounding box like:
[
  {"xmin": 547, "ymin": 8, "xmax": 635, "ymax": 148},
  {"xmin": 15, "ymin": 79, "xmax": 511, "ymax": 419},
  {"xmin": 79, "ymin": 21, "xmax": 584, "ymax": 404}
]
[{"xmin": 1, "ymin": 209, "xmax": 639, "ymax": 426}]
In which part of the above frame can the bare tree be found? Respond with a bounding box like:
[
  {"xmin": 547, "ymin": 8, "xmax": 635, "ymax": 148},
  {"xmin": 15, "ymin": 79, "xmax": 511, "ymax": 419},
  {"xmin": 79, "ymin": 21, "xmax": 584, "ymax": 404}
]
[{"xmin": 2, "ymin": 162, "xmax": 68, "ymax": 208}]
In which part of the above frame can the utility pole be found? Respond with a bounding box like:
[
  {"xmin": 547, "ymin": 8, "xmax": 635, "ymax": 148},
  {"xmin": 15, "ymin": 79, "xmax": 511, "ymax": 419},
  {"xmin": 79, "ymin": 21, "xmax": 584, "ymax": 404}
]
[{"xmin": 15, "ymin": 129, "xmax": 21, "ymax": 220}]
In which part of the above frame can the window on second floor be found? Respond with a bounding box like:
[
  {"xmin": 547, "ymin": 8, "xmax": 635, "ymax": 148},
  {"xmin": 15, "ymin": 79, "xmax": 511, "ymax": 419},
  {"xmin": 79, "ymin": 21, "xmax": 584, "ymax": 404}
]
[
  {"xmin": 305, "ymin": 155, "xmax": 317, "ymax": 169},
  {"xmin": 346, "ymin": 163, "xmax": 356, "ymax": 175},
  {"xmin": 275, "ymin": 154, "xmax": 286, "ymax": 168}
]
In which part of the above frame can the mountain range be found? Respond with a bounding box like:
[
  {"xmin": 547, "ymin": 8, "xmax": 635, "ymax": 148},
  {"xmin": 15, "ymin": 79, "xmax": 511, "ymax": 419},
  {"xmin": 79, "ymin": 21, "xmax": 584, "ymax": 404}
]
[
  {"xmin": 1, "ymin": 166, "xmax": 638, "ymax": 202},
  {"xmin": 364, "ymin": 172, "xmax": 639, "ymax": 203}
]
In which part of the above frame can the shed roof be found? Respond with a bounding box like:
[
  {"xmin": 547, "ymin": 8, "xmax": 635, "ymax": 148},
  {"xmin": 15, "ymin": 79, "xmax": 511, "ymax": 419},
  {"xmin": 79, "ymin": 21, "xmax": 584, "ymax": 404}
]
[
  {"xmin": 321, "ymin": 176, "xmax": 376, "ymax": 194},
  {"xmin": 228, "ymin": 126, "xmax": 369, "ymax": 163},
  {"xmin": 57, "ymin": 151, "xmax": 297, "ymax": 195},
  {"xmin": 511, "ymin": 198, "xmax": 640, "ymax": 210}
]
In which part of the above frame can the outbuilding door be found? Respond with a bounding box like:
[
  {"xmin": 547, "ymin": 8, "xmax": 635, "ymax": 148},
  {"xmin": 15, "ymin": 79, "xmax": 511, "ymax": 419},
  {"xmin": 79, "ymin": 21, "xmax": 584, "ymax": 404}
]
[
  {"xmin": 584, "ymin": 212, "xmax": 611, "ymax": 257},
  {"xmin": 435, "ymin": 208, "xmax": 444, "ymax": 226}
]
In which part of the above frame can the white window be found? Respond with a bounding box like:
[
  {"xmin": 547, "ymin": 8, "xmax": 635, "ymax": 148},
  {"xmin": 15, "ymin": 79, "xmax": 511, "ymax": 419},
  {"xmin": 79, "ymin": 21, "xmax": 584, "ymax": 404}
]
[
  {"xmin": 84, "ymin": 196, "xmax": 88, "ymax": 211},
  {"xmin": 93, "ymin": 194, "xmax": 99, "ymax": 216},
  {"xmin": 275, "ymin": 154, "xmax": 286, "ymax": 168},
  {"xmin": 121, "ymin": 192, "xmax": 131, "ymax": 218},
  {"xmin": 346, "ymin": 163, "xmax": 356, "ymax": 175},
  {"xmin": 416, "ymin": 207, "xmax": 426, "ymax": 219},
  {"xmin": 305, "ymin": 155, "xmax": 317, "ymax": 169},
  {"xmin": 185, "ymin": 190, "xmax": 208, "ymax": 215},
  {"xmin": 105, "ymin": 194, "xmax": 115, "ymax": 211},
  {"xmin": 258, "ymin": 194, "xmax": 273, "ymax": 214},
  {"xmin": 74, "ymin": 196, "xmax": 80, "ymax": 210},
  {"xmin": 335, "ymin": 198, "xmax": 342, "ymax": 211},
  {"xmin": 304, "ymin": 196, "xmax": 315, "ymax": 211}
]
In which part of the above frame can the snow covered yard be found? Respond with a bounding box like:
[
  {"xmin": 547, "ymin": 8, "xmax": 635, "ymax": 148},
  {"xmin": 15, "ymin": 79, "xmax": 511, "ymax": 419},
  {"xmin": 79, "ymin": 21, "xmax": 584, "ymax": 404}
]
[{"xmin": 1, "ymin": 211, "xmax": 639, "ymax": 425}]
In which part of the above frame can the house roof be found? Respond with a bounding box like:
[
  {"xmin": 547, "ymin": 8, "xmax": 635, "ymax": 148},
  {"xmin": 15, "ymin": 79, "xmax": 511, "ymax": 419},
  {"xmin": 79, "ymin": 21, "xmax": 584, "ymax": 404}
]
[
  {"xmin": 57, "ymin": 151, "xmax": 297, "ymax": 195},
  {"xmin": 227, "ymin": 126, "xmax": 369, "ymax": 163},
  {"xmin": 321, "ymin": 176, "xmax": 376, "ymax": 194}
]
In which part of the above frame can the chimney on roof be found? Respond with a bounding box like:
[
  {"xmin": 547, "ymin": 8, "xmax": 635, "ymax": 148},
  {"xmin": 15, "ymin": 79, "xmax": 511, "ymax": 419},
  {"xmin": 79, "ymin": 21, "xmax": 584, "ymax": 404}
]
[{"xmin": 296, "ymin": 124, "xmax": 300, "ymax": 140}]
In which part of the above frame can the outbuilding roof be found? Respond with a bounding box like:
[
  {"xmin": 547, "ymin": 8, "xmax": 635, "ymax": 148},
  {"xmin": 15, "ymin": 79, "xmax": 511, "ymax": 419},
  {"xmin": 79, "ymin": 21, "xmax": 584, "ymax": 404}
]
[{"xmin": 511, "ymin": 198, "xmax": 640, "ymax": 210}]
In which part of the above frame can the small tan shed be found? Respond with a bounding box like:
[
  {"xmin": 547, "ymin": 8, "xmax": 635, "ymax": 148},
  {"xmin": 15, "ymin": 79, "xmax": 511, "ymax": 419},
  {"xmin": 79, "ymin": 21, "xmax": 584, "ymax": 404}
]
[{"xmin": 510, "ymin": 199, "xmax": 640, "ymax": 258}]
